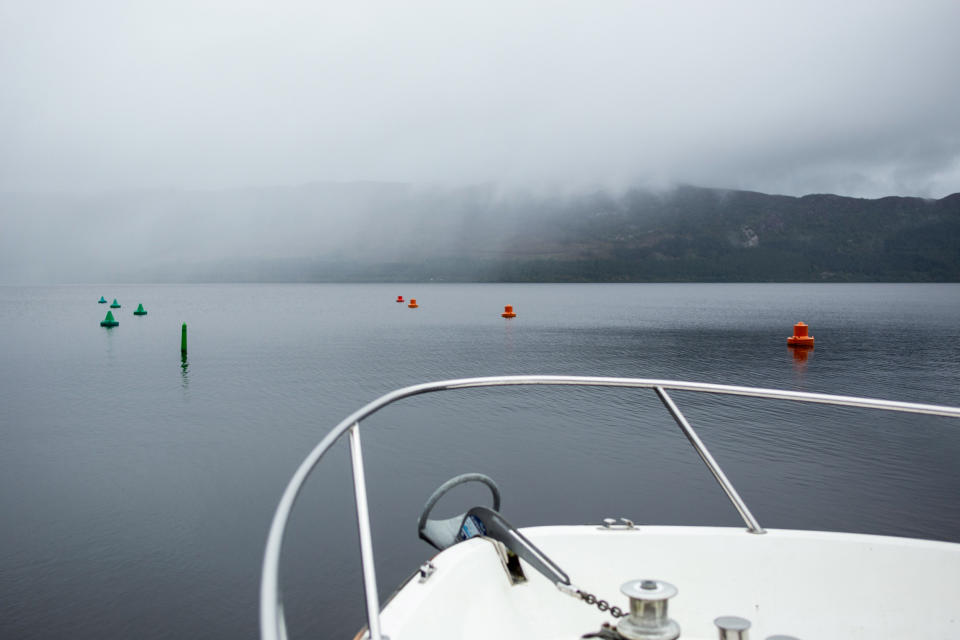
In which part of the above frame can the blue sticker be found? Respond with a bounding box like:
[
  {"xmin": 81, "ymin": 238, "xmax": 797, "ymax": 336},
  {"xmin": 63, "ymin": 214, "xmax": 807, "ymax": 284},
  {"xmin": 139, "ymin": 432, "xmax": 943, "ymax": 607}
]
[{"xmin": 457, "ymin": 514, "xmax": 487, "ymax": 541}]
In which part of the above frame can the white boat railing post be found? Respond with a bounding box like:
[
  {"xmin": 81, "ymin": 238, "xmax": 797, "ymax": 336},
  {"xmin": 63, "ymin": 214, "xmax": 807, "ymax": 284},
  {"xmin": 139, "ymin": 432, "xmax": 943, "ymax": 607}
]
[
  {"xmin": 348, "ymin": 423, "xmax": 386, "ymax": 640},
  {"xmin": 654, "ymin": 387, "xmax": 766, "ymax": 534}
]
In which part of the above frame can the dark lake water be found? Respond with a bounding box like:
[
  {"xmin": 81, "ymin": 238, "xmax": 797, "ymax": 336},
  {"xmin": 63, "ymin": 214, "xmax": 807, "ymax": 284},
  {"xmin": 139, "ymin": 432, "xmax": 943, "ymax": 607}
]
[{"xmin": 1, "ymin": 283, "xmax": 959, "ymax": 639}]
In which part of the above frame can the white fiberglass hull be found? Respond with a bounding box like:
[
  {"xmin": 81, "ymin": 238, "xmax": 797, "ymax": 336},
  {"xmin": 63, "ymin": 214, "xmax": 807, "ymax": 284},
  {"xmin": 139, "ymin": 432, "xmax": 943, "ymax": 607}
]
[{"xmin": 380, "ymin": 525, "xmax": 960, "ymax": 640}]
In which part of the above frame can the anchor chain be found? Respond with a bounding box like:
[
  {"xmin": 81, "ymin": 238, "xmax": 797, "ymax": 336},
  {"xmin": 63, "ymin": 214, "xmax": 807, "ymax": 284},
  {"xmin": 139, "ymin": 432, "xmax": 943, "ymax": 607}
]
[{"xmin": 577, "ymin": 589, "xmax": 627, "ymax": 619}]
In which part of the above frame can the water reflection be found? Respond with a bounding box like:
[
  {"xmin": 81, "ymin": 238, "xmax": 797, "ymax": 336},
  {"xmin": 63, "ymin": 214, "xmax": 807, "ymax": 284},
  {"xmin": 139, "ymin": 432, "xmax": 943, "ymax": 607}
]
[
  {"xmin": 786, "ymin": 346, "xmax": 812, "ymax": 388},
  {"xmin": 103, "ymin": 324, "xmax": 117, "ymax": 361},
  {"xmin": 503, "ymin": 318, "xmax": 515, "ymax": 351},
  {"xmin": 180, "ymin": 353, "xmax": 189, "ymax": 388}
]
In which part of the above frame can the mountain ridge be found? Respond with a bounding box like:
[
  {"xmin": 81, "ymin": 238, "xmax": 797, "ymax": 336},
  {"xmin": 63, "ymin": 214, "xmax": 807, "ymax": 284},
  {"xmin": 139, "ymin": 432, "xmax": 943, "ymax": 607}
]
[{"xmin": 1, "ymin": 183, "xmax": 957, "ymax": 283}]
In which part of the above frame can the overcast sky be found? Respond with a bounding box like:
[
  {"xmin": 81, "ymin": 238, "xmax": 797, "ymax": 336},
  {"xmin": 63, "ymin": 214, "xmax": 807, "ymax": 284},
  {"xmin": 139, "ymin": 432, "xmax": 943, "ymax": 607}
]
[{"xmin": 2, "ymin": 1, "xmax": 959, "ymax": 198}]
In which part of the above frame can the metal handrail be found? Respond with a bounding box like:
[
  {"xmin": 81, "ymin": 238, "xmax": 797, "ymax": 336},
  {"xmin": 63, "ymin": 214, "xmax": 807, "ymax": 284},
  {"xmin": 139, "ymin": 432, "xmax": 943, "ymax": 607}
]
[{"xmin": 260, "ymin": 375, "xmax": 960, "ymax": 640}]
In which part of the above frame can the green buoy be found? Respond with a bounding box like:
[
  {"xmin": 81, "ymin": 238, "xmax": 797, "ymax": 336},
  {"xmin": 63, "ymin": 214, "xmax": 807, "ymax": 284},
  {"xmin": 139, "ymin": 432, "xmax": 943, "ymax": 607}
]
[
  {"xmin": 133, "ymin": 303, "xmax": 147, "ymax": 316},
  {"xmin": 100, "ymin": 310, "xmax": 119, "ymax": 327},
  {"xmin": 110, "ymin": 299, "xmax": 121, "ymax": 308},
  {"xmin": 181, "ymin": 323, "xmax": 188, "ymax": 355},
  {"xmin": 98, "ymin": 296, "xmax": 107, "ymax": 304}
]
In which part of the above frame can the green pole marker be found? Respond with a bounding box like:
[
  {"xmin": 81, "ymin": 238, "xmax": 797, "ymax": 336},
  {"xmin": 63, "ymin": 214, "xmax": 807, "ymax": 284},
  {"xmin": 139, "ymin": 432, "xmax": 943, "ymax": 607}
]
[
  {"xmin": 181, "ymin": 323, "xmax": 188, "ymax": 355},
  {"xmin": 110, "ymin": 299, "xmax": 121, "ymax": 308},
  {"xmin": 98, "ymin": 296, "xmax": 107, "ymax": 304},
  {"xmin": 134, "ymin": 303, "xmax": 147, "ymax": 316},
  {"xmin": 100, "ymin": 310, "xmax": 119, "ymax": 327}
]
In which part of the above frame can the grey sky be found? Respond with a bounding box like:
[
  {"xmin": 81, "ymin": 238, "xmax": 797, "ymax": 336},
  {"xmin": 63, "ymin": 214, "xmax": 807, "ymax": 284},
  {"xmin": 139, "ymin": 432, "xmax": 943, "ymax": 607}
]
[{"xmin": 2, "ymin": 1, "xmax": 959, "ymax": 197}]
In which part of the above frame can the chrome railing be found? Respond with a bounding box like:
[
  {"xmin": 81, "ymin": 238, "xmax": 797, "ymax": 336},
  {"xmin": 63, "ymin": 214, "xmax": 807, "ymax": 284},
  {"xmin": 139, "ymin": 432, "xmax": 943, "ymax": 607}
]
[{"xmin": 260, "ymin": 376, "xmax": 960, "ymax": 640}]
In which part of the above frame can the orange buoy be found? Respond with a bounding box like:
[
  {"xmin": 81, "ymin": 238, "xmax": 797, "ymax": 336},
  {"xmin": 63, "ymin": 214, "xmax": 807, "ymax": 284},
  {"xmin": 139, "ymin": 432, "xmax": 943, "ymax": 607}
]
[
  {"xmin": 408, "ymin": 298, "xmax": 419, "ymax": 309},
  {"xmin": 787, "ymin": 322, "xmax": 814, "ymax": 347},
  {"xmin": 501, "ymin": 305, "xmax": 517, "ymax": 318},
  {"xmin": 396, "ymin": 295, "xmax": 404, "ymax": 303}
]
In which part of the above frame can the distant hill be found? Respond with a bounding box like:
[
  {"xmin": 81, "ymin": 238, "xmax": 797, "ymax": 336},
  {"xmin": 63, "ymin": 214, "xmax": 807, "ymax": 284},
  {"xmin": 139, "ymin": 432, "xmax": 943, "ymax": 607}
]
[
  {"xmin": 1, "ymin": 183, "xmax": 957, "ymax": 282},
  {"xmin": 475, "ymin": 186, "xmax": 960, "ymax": 282}
]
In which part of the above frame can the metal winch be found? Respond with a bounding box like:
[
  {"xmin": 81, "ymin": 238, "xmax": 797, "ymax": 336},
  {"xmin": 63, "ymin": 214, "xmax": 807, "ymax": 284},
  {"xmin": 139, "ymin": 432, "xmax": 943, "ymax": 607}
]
[{"xmin": 615, "ymin": 579, "xmax": 680, "ymax": 640}]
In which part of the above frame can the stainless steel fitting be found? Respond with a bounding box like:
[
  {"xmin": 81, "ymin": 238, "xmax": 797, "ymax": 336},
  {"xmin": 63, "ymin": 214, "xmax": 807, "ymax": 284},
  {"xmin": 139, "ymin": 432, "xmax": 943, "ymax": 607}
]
[
  {"xmin": 715, "ymin": 616, "xmax": 751, "ymax": 639},
  {"xmin": 616, "ymin": 579, "xmax": 680, "ymax": 640}
]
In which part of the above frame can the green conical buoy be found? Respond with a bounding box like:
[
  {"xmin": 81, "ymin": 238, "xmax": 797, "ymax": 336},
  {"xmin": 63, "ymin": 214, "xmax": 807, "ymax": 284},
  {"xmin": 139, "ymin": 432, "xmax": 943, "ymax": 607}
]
[
  {"xmin": 133, "ymin": 303, "xmax": 147, "ymax": 316},
  {"xmin": 110, "ymin": 299, "xmax": 121, "ymax": 308},
  {"xmin": 100, "ymin": 310, "xmax": 119, "ymax": 327},
  {"xmin": 98, "ymin": 296, "xmax": 107, "ymax": 304}
]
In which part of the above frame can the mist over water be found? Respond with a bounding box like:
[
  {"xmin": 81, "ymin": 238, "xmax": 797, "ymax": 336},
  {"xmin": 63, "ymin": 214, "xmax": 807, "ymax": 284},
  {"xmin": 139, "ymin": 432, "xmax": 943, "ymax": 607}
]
[
  {"xmin": 0, "ymin": 182, "xmax": 526, "ymax": 283},
  {"xmin": 1, "ymin": 283, "xmax": 958, "ymax": 639},
  {"xmin": 3, "ymin": 3, "xmax": 960, "ymax": 287},
  {"xmin": 3, "ymin": 183, "xmax": 957, "ymax": 285}
]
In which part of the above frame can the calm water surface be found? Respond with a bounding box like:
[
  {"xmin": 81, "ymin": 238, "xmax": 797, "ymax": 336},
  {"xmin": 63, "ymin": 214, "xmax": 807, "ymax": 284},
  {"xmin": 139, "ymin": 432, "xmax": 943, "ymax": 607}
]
[{"xmin": 1, "ymin": 283, "xmax": 959, "ymax": 639}]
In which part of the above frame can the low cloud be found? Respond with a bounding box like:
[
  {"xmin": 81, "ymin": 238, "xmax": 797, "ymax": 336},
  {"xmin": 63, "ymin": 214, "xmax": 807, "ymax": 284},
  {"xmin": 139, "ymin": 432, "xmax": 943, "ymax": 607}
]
[{"xmin": 2, "ymin": 1, "xmax": 959, "ymax": 198}]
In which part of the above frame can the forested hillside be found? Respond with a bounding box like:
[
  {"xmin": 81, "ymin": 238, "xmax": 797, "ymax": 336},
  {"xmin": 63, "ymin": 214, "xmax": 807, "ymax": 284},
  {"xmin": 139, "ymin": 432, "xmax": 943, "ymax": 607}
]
[
  {"xmin": 2, "ymin": 184, "xmax": 957, "ymax": 282},
  {"xmin": 477, "ymin": 186, "xmax": 960, "ymax": 281}
]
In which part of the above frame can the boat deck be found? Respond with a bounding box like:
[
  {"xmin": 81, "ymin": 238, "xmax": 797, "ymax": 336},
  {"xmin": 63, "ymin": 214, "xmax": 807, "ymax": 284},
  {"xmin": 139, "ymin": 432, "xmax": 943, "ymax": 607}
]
[{"xmin": 380, "ymin": 525, "xmax": 960, "ymax": 640}]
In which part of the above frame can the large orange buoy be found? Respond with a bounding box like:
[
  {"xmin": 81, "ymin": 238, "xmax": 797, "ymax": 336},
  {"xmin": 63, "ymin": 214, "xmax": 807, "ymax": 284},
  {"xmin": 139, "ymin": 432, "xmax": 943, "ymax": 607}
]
[
  {"xmin": 396, "ymin": 295, "xmax": 404, "ymax": 303},
  {"xmin": 501, "ymin": 305, "xmax": 516, "ymax": 318},
  {"xmin": 787, "ymin": 322, "xmax": 814, "ymax": 347},
  {"xmin": 408, "ymin": 298, "xmax": 419, "ymax": 309}
]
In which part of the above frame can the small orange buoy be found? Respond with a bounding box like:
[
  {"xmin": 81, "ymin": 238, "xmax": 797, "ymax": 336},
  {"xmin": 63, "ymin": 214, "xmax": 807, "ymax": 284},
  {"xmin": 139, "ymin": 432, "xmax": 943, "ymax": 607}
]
[
  {"xmin": 501, "ymin": 305, "xmax": 517, "ymax": 318},
  {"xmin": 408, "ymin": 298, "xmax": 419, "ymax": 308},
  {"xmin": 396, "ymin": 295, "xmax": 404, "ymax": 303},
  {"xmin": 787, "ymin": 322, "xmax": 814, "ymax": 347}
]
